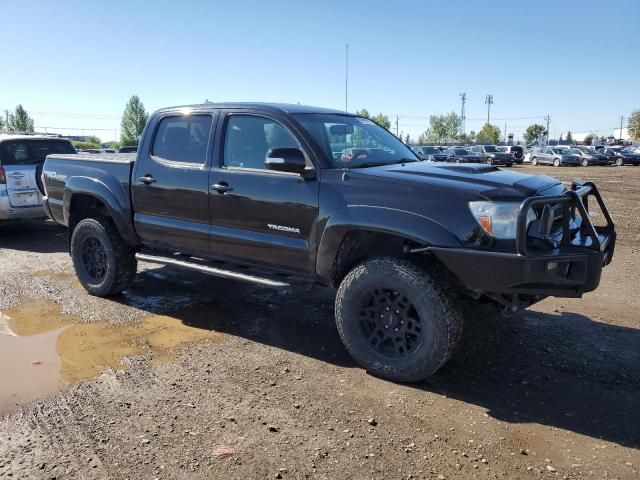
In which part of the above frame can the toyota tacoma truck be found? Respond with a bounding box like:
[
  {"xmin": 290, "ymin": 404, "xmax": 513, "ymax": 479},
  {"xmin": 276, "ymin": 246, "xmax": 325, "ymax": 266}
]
[{"xmin": 41, "ymin": 103, "xmax": 616, "ymax": 382}]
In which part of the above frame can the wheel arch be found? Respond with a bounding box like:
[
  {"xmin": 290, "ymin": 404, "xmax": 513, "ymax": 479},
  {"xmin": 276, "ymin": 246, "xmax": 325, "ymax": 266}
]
[
  {"xmin": 316, "ymin": 206, "xmax": 461, "ymax": 287},
  {"xmin": 64, "ymin": 176, "xmax": 138, "ymax": 246}
]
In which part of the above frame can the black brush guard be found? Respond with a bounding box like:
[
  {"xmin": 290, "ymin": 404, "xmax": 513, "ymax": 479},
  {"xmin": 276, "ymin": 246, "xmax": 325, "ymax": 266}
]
[{"xmin": 430, "ymin": 179, "xmax": 616, "ymax": 298}]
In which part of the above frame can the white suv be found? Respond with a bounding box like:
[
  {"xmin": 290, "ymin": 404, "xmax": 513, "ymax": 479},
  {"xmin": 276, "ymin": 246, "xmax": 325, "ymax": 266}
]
[{"xmin": 0, "ymin": 135, "xmax": 76, "ymax": 222}]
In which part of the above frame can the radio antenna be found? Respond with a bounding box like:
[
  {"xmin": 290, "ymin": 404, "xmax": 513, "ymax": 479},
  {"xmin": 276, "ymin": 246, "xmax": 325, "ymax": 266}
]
[{"xmin": 345, "ymin": 43, "xmax": 349, "ymax": 114}]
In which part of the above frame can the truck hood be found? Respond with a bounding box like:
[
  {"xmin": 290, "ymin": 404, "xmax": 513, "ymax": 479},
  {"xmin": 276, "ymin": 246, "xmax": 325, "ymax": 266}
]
[{"xmin": 355, "ymin": 162, "xmax": 562, "ymax": 199}]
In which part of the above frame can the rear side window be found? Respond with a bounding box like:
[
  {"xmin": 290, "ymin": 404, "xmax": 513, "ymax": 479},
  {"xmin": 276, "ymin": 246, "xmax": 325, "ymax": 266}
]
[
  {"xmin": 0, "ymin": 140, "xmax": 75, "ymax": 165},
  {"xmin": 152, "ymin": 115, "xmax": 212, "ymax": 164}
]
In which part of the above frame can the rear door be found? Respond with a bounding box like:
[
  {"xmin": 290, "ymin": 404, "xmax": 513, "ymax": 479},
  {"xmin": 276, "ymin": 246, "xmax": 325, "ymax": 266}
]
[
  {"xmin": 208, "ymin": 111, "xmax": 319, "ymax": 274},
  {"xmin": 0, "ymin": 139, "xmax": 75, "ymax": 207},
  {"xmin": 131, "ymin": 112, "xmax": 216, "ymax": 254}
]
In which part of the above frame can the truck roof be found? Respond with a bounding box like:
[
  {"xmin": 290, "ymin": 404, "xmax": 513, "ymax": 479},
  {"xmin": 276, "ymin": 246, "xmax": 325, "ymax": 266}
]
[
  {"xmin": 0, "ymin": 133, "xmax": 71, "ymax": 143},
  {"xmin": 155, "ymin": 102, "xmax": 352, "ymax": 116}
]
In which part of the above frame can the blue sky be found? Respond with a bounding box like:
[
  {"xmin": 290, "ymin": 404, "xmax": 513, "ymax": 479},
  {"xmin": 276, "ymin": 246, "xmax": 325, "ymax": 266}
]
[{"xmin": 2, "ymin": 0, "xmax": 639, "ymax": 142}]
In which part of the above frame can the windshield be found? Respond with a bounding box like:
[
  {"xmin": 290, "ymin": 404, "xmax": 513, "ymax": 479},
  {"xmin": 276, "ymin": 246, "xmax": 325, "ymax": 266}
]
[
  {"xmin": 483, "ymin": 145, "xmax": 498, "ymax": 152},
  {"xmin": 454, "ymin": 149, "xmax": 469, "ymax": 155},
  {"xmin": 552, "ymin": 148, "xmax": 566, "ymax": 154},
  {"xmin": 0, "ymin": 139, "xmax": 76, "ymax": 165},
  {"xmin": 421, "ymin": 146, "xmax": 440, "ymax": 154},
  {"xmin": 566, "ymin": 148, "xmax": 582, "ymax": 154},
  {"xmin": 293, "ymin": 114, "xmax": 418, "ymax": 167}
]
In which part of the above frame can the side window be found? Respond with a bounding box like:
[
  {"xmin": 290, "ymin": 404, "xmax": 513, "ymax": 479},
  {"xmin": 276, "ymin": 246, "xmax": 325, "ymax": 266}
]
[
  {"xmin": 224, "ymin": 115, "xmax": 299, "ymax": 170},
  {"xmin": 152, "ymin": 115, "xmax": 212, "ymax": 164}
]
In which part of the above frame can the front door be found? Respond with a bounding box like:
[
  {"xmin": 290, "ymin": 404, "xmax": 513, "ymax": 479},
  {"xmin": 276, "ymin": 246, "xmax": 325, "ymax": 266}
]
[
  {"xmin": 131, "ymin": 112, "xmax": 215, "ymax": 254},
  {"xmin": 208, "ymin": 112, "xmax": 319, "ymax": 275}
]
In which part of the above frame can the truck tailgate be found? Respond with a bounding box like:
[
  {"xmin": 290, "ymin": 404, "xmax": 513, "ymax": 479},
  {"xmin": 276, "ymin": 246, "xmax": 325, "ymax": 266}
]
[{"xmin": 4, "ymin": 164, "xmax": 41, "ymax": 207}]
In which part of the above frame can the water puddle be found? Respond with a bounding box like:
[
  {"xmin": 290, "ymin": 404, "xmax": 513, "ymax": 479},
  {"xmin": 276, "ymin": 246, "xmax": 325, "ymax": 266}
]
[{"xmin": 0, "ymin": 299, "xmax": 225, "ymax": 416}]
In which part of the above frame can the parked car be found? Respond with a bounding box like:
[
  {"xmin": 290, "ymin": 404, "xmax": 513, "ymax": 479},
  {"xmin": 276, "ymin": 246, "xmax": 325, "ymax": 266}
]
[
  {"xmin": 42, "ymin": 102, "xmax": 616, "ymax": 382},
  {"xmin": 0, "ymin": 135, "xmax": 76, "ymax": 222},
  {"xmin": 118, "ymin": 146, "xmax": 138, "ymax": 153},
  {"xmin": 501, "ymin": 145, "xmax": 524, "ymax": 164},
  {"xmin": 571, "ymin": 147, "xmax": 609, "ymax": 166},
  {"xmin": 603, "ymin": 147, "xmax": 640, "ymax": 166},
  {"xmin": 443, "ymin": 147, "xmax": 485, "ymax": 163},
  {"xmin": 412, "ymin": 145, "xmax": 447, "ymax": 162},
  {"xmin": 468, "ymin": 145, "xmax": 513, "ymax": 166},
  {"xmin": 530, "ymin": 147, "xmax": 581, "ymax": 167}
]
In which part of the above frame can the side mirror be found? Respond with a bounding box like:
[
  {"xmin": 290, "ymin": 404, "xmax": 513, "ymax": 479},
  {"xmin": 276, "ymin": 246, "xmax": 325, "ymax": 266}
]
[{"xmin": 265, "ymin": 148, "xmax": 307, "ymax": 175}]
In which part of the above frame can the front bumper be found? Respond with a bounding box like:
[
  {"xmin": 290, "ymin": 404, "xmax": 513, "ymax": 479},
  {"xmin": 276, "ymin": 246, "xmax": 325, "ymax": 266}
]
[{"xmin": 431, "ymin": 180, "xmax": 615, "ymax": 298}]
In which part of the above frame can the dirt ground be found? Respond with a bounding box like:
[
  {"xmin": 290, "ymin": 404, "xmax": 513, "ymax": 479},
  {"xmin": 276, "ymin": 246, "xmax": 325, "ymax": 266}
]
[{"xmin": 0, "ymin": 164, "xmax": 638, "ymax": 479}]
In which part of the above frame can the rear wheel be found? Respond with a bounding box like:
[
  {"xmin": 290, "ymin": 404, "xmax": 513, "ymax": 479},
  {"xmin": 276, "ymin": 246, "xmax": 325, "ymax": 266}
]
[
  {"xmin": 553, "ymin": 158, "xmax": 561, "ymax": 167},
  {"xmin": 615, "ymin": 158, "xmax": 624, "ymax": 166},
  {"xmin": 335, "ymin": 257, "xmax": 463, "ymax": 382},
  {"xmin": 581, "ymin": 159, "xmax": 589, "ymax": 167},
  {"xmin": 531, "ymin": 157, "xmax": 538, "ymax": 166},
  {"xmin": 71, "ymin": 217, "xmax": 137, "ymax": 296}
]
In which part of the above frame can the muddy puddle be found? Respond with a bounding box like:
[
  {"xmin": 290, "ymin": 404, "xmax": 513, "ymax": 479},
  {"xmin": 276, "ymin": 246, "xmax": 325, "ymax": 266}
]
[{"xmin": 0, "ymin": 299, "xmax": 225, "ymax": 416}]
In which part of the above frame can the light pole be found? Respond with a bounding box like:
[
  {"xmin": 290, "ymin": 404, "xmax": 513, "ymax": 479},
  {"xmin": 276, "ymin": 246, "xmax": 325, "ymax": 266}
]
[{"xmin": 485, "ymin": 94, "xmax": 493, "ymax": 125}]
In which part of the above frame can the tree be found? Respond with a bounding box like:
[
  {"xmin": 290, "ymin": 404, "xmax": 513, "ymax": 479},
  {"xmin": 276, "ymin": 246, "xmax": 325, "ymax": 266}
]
[
  {"xmin": 559, "ymin": 133, "xmax": 563, "ymax": 141},
  {"xmin": 476, "ymin": 123, "xmax": 501, "ymax": 144},
  {"xmin": 6, "ymin": 105, "xmax": 35, "ymax": 133},
  {"xmin": 371, "ymin": 113, "xmax": 391, "ymax": 130},
  {"xmin": 0, "ymin": 110, "xmax": 4, "ymax": 130},
  {"xmin": 120, "ymin": 95, "xmax": 148, "ymax": 146},
  {"xmin": 419, "ymin": 112, "xmax": 462, "ymax": 144},
  {"xmin": 566, "ymin": 130, "xmax": 573, "ymax": 142},
  {"xmin": 523, "ymin": 124, "xmax": 546, "ymax": 143},
  {"xmin": 628, "ymin": 109, "xmax": 640, "ymax": 141},
  {"xmin": 405, "ymin": 133, "xmax": 411, "ymax": 144},
  {"xmin": 356, "ymin": 109, "xmax": 370, "ymax": 119}
]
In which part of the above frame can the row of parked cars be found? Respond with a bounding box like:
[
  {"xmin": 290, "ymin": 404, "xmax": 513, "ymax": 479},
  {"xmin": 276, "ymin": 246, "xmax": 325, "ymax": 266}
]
[
  {"xmin": 410, "ymin": 143, "xmax": 640, "ymax": 167},
  {"xmin": 76, "ymin": 146, "xmax": 138, "ymax": 154},
  {"xmin": 411, "ymin": 144, "xmax": 524, "ymax": 166},
  {"xmin": 525, "ymin": 145, "xmax": 640, "ymax": 167}
]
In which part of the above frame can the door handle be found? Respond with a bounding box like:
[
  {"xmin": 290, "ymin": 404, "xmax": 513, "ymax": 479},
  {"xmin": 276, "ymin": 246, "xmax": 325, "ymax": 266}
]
[
  {"xmin": 212, "ymin": 182, "xmax": 233, "ymax": 193},
  {"xmin": 138, "ymin": 175, "xmax": 156, "ymax": 185}
]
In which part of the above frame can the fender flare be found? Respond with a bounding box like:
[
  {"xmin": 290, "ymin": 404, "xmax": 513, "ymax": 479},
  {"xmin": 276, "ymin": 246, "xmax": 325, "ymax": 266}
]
[
  {"xmin": 316, "ymin": 205, "xmax": 462, "ymax": 283},
  {"xmin": 63, "ymin": 176, "xmax": 138, "ymax": 246}
]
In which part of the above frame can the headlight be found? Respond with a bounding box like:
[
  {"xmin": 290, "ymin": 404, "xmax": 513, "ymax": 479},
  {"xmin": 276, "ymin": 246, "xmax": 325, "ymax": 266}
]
[{"xmin": 468, "ymin": 201, "xmax": 536, "ymax": 239}]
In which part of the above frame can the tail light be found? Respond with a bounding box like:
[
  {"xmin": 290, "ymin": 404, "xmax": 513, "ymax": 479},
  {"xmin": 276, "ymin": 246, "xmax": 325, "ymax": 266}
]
[{"xmin": 0, "ymin": 165, "xmax": 5, "ymax": 184}]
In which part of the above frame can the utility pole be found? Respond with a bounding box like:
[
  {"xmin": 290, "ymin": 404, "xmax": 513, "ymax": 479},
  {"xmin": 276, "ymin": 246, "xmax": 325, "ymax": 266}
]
[
  {"xmin": 619, "ymin": 115, "xmax": 624, "ymax": 141},
  {"xmin": 484, "ymin": 95, "xmax": 493, "ymax": 125},
  {"xmin": 460, "ymin": 93, "xmax": 466, "ymax": 135},
  {"xmin": 545, "ymin": 115, "xmax": 550, "ymax": 144}
]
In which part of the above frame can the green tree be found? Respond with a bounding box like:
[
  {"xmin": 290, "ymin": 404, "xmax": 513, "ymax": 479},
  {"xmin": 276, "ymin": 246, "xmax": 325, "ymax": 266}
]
[
  {"xmin": 419, "ymin": 112, "xmax": 462, "ymax": 144},
  {"xmin": 628, "ymin": 109, "xmax": 640, "ymax": 141},
  {"xmin": 559, "ymin": 133, "xmax": 563, "ymax": 141},
  {"xmin": 371, "ymin": 113, "xmax": 391, "ymax": 130},
  {"xmin": 566, "ymin": 130, "xmax": 573, "ymax": 142},
  {"xmin": 0, "ymin": 110, "xmax": 4, "ymax": 130},
  {"xmin": 7, "ymin": 104, "xmax": 35, "ymax": 133},
  {"xmin": 356, "ymin": 109, "xmax": 370, "ymax": 119},
  {"xmin": 405, "ymin": 133, "xmax": 411, "ymax": 144},
  {"xmin": 476, "ymin": 123, "xmax": 501, "ymax": 144},
  {"xmin": 120, "ymin": 95, "xmax": 148, "ymax": 146},
  {"xmin": 523, "ymin": 124, "xmax": 546, "ymax": 143}
]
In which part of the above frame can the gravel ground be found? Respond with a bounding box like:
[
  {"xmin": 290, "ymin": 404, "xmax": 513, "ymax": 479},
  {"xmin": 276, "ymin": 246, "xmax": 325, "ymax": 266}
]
[{"xmin": 0, "ymin": 164, "xmax": 639, "ymax": 479}]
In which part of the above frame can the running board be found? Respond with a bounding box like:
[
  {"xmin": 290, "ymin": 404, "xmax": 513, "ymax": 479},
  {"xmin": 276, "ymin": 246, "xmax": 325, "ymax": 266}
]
[{"xmin": 135, "ymin": 253, "xmax": 290, "ymax": 288}]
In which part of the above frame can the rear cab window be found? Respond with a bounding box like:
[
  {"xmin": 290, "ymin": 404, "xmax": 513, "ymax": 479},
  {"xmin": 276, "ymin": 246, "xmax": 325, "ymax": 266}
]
[
  {"xmin": 0, "ymin": 140, "xmax": 76, "ymax": 165},
  {"xmin": 152, "ymin": 115, "xmax": 213, "ymax": 164}
]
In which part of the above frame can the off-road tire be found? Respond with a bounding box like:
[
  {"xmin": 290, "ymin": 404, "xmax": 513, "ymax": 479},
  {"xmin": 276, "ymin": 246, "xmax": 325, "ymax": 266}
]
[
  {"xmin": 71, "ymin": 217, "xmax": 137, "ymax": 296},
  {"xmin": 335, "ymin": 257, "xmax": 463, "ymax": 382}
]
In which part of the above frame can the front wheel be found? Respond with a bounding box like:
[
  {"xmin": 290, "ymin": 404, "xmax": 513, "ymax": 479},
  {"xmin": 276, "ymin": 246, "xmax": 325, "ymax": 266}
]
[
  {"xmin": 335, "ymin": 258, "xmax": 463, "ymax": 382},
  {"xmin": 71, "ymin": 217, "xmax": 137, "ymax": 296},
  {"xmin": 615, "ymin": 158, "xmax": 623, "ymax": 166},
  {"xmin": 531, "ymin": 157, "xmax": 538, "ymax": 166},
  {"xmin": 553, "ymin": 158, "xmax": 561, "ymax": 167},
  {"xmin": 581, "ymin": 159, "xmax": 589, "ymax": 167}
]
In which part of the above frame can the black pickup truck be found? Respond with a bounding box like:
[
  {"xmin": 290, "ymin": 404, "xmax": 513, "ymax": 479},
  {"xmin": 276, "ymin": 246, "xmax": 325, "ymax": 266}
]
[{"xmin": 41, "ymin": 103, "xmax": 616, "ymax": 382}]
